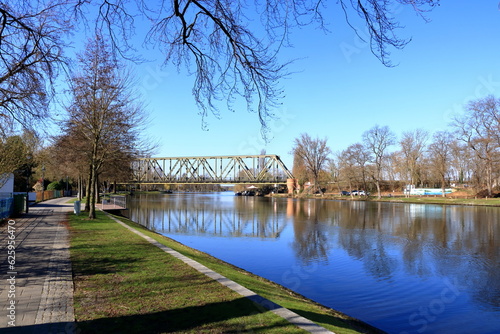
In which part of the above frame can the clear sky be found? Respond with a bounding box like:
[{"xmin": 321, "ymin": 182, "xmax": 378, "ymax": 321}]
[{"xmin": 123, "ymin": 1, "xmax": 500, "ymax": 169}]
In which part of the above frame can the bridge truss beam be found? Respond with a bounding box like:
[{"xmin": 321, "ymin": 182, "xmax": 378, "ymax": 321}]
[{"xmin": 130, "ymin": 155, "xmax": 294, "ymax": 184}]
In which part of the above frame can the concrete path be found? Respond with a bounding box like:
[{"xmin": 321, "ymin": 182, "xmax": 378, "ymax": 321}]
[{"xmin": 0, "ymin": 197, "xmax": 75, "ymax": 334}]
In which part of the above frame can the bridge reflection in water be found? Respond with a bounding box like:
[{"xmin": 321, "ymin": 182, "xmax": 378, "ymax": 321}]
[{"xmin": 127, "ymin": 193, "xmax": 289, "ymax": 238}]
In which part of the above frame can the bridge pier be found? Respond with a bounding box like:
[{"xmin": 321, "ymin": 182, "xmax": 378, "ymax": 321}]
[{"xmin": 286, "ymin": 178, "xmax": 298, "ymax": 195}]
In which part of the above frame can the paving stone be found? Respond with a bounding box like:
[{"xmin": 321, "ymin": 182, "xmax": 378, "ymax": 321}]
[{"xmin": 0, "ymin": 198, "xmax": 75, "ymax": 333}]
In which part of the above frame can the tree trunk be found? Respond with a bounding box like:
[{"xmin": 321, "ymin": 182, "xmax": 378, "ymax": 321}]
[
  {"xmin": 486, "ymin": 163, "xmax": 493, "ymax": 197},
  {"xmin": 88, "ymin": 165, "xmax": 96, "ymax": 219},
  {"xmin": 84, "ymin": 168, "xmax": 92, "ymax": 211},
  {"xmin": 376, "ymin": 180, "xmax": 381, "ymax": 199},
  {"xmin": 441, "ymin": 174, "xmax": 446, "ymax": 198},
  {"xmin": 314, "ymin": 175, "xmax": 320, "ymax": 194},
  {"xmin": 77, "ymin": 175, "xmax": 82, "ymax": 201},
  {"xmin": 96, "ymin": 173, "xmax": 100, "ymax": 204}
]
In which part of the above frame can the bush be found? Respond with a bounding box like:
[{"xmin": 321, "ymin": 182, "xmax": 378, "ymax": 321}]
[
  {"xmin": 475, "ymin": 189, "xmax": 500, "ymax": 198},
  {"xmin": 47, "ymin": 180, "xmax": 64, "ymax": 190}
]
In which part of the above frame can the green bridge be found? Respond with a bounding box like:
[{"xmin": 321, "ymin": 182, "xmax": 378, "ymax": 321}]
[{"xmin": 130, "ymin": 155, "xmax": 295, "ymax": 185}]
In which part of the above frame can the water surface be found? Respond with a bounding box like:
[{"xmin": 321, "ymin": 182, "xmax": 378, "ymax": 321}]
[{"xmin": 127, "ymin": 192, "xmax": 500, "ymax": 334}]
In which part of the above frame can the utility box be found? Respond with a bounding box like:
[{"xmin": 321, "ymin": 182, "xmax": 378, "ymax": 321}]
[
  {"xmin": 74, "ymin": 200, "xmax": 81, "ymax": 215},
  {"xmin": 12, "ymin": 194, "xmax": 26, "ymax": 214}
]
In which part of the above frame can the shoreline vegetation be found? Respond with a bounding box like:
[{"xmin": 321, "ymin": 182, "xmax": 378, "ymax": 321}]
[
  {"xmin": 273, "ymin": 191, "xmax": 500, "ymax": 207},
  {"xmin": 119, "ymin": 189, "xmax": 500, "ymax": 207},
  {"xmin": 69, "ymin": 209, "xmax": 383, "ymax": 334}
]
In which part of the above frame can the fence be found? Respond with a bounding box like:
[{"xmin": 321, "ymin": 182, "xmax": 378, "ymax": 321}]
[
  {"xmin": 0, "ymin": 197, "xmax": 13, "ymax": 219},
  {"xmin": 0, "ymin": 194, "xmax": 27, "ymax": 219},
  {"xmin": 35, "ymin": 190, "xmax": 72, "ymax": 202},
  {"xmin": 101, "ymin": 195, "xmax": 127, "ymax": 210}
]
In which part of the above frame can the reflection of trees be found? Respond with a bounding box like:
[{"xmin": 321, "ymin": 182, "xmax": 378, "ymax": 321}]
[
  {"xmin": 290, "ymin": 200, "xmax": 331, "ymax": 264},
  {"xmin": 329, "ymin": 200, "xmax": 500, "ymax": 308},
  {"xmin": 331, "ymin": 202, "xmax": 399, "ymax": 280},
  {"xmin": 128, "ymin": 193, "xmax": 500, "ymax": 309}
]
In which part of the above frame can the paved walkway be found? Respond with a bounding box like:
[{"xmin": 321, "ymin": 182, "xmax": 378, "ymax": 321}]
[{"xmin": 0, "ymin": 197, "xmax": 75, "ymax": 333}]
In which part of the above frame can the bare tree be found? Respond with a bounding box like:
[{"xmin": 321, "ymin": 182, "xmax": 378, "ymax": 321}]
[
  {"xmin": 327, "ymin": 158, "xmax": 341, "ymax": 193},
  {"xmin": 362, "ymin": 125, "xmax": 396, "ymax": 199},
  {"xmin": 344, "ymin": 143, "xmax": 371, "ymax": 191},
  {"xmin": 292, "ymin": 150, "xmax": 310, "ymax": 189},
  {"xmin": 0, "ymin": 2, "xmax": 69, "ymax": 132},
  {"xmin": 454, "ymin": 95, "xmax": 500, "ymax": 196},
  {"xmin": 399, "ymin": 129, "xmax": 429, "ymax": 196},
  {"xmin": 1, "ymin": 1, "xmax": 437, "ymax": 137},
  {"xmin": 292, "ymin": 133, "xmax": 331, "ymax": 194},
  {"xmin": 427, "ymin": 131, "xmax": 453, "ymax": 197},
  {"xmin": 50, "ymin": 131, "xmax": 91, "ymax": 200},
  {"xmin": 337, "ymin": 149, "xmax": 360, "ymax": 196},
  {"xmin": 63, "ymin": 35, "xmax": 150, "ymax": 219},
  {"xmin": 449, "ymin": 140, "xmax": 473, "ymax": 186}
]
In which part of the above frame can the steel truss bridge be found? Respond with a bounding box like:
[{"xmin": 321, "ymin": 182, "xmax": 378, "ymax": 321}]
[{"xmin": 130, "ymin": 154, "xmax": 294, "ymax": 185}]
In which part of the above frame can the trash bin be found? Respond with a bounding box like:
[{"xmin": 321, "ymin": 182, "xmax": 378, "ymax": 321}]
[{"xmin": 74, "ymin": 200, "xmax": 81, "ymax": 215}]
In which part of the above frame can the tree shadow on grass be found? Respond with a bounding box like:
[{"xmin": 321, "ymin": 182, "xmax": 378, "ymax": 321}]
[
  {"xmin": 75, "ymin": 297, "xmax": 294, "ymax": 333},
  {"xmin": 70, "ymin": 244, "xmax": 141, "ymax": 277}
]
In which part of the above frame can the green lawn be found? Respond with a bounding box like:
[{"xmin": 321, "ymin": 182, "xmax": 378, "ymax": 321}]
[{"xmin": 69, "ymin": 211, "xmax": 374, "ymax": 334}]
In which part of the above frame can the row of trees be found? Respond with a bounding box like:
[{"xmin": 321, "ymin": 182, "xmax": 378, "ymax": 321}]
[
  {"xmin": 51, "ymin": 36, "xmax": 152, "ymax": 218},
  {"xmin": 1, "ymin": 35, "xmax": 151, "ymax": 220},
  {"xmin": 1, "ymin": 1, "xmax": 438, "ymax": 218},
  {"xmin": 292, "ymin": 95, "xmax": 500, "ymax": 199}
]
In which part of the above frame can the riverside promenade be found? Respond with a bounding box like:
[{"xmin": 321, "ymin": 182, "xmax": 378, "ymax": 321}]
[
  {"xmin": 0, "ymin": 197, "xmax": 75, "ymax": 333},
  {"xmin": 0, "ymin": 197, "xmax": 342, "ymax": 334}
]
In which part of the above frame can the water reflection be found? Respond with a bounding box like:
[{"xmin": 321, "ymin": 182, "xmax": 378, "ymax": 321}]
[
  {"xmin": 129, "ymin": 194, "xmax": 499, "ymax": 277},
  {"xmin": 128, "ymin": 194, "xmax": 288, "ymax": 238},
  {"xmin": 127, "ymin": 193, "xmax": 500, "ymax": 334}
]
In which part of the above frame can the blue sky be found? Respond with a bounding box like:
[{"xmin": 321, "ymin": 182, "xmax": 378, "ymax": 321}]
[{"xmin": 125, "ymin": 1, "xmax": 500, "ymax": 169}]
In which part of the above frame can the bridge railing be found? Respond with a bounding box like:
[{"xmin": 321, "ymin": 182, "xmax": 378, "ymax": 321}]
[{"xmin": 101, "ymin": 195, "xmax": 127, "ymax": 210}]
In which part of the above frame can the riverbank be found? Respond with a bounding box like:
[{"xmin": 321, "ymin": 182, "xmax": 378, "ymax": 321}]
[
  {"xmin": 69, "ymin": 210, "xmax": 382, "ymax": 333},
  {"xmin": 272, "ymin": 192, "xmax": 500, "ymax": 207}
]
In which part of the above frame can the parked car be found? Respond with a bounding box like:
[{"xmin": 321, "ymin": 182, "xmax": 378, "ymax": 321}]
[
  {"xmin": 341, "ymin": 191, "xmax": 350, "ymax": 196},
  {"xmin": 351, "ymin": 190, "xmax": 359, "ymax": 196}
]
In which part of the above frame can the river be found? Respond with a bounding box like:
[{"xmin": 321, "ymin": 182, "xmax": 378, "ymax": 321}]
[{"xmin": 125, "ymin": 192, "xmax": 500, "ymax": 334}]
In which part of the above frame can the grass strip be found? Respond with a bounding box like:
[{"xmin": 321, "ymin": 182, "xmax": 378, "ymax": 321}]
[
  {"xmin": 106, "ymin": 213, "xmax": 382, "ymax": 334},
  {"xmin": 69, "ymin": 211, "xmax": 313, "ymax": 333}
]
